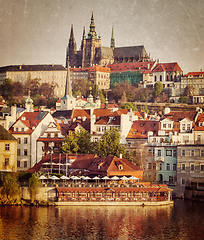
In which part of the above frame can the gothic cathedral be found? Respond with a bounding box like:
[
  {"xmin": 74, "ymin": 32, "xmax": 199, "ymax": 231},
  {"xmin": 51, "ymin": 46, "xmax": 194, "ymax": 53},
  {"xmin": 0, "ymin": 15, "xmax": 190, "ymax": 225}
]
[{"xmin": 66, "ymin": 11, "xmax": 150, "ymax": 68}]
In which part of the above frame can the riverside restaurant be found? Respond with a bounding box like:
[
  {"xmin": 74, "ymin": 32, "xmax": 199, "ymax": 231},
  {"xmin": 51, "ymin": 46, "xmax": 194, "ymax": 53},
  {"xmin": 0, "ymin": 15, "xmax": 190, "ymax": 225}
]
[{"xmin": 41, "ymin": 175, "xmax": 173, "ymax": 206}]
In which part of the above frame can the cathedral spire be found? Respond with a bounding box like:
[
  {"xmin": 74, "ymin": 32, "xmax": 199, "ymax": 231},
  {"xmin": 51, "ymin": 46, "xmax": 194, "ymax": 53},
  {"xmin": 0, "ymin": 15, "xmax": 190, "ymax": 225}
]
[
  {"xmin": 81, "ymin": 26, "xmax": 86, "ymax": 50},
  {"xmin": 110, "ymin": 26, "xmax": 115, "ymax": 49},
  {"xmin": 64, "ymin": 57, "xmax": 72, "ymax": 97},
  {"xmin": 88, "ymin": 10, "xmax": 97, "ymax": 39}
]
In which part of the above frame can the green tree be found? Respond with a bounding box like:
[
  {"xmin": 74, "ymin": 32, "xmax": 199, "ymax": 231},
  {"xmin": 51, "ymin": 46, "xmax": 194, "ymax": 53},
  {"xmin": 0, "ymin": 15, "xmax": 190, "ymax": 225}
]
[
  {"xmin": 142, "ymin": 104, "xmax": 149, "ymax": 114},
  {"xmin": 121, "ymin": 102, "xmax": 138, "ymax": 111},
  {"xmin": 76, "ymin": 128, "xmax": 92, "ymax": 154},
  {"xmin": 24, "ymin": 73, "xmax": 40, "ymax": 96},
  {"xmin": 94, "ymin": 128, "xmax": 126, "ymax": 158},
  {"xmin": 153, "ymin": 81, "xmax": 163, "ymax": 98},
  {"xmin": 179, "ymin": 95, "xmax": 187, "ymax": 103},
  {"xmin": 62, "ymin": 128, "xmax": 93, "ymax": 154},
  {"xmin": 28, "ymin": 173, "xmax": 42, "ymax": 203},
  {"xmin": 62, "ymin": 131, "xmax": 79, "ymax": 154},
  {"xmin": 0, "ymin": 78, "xmax": 13, "ymax": 100},
  {"xmin": 12, "ymin": 81, "xmax": 24, "ymax": 96},
  {"xmin": 1, "ymin": 173, "xmax": 20, "ymax": 203}
]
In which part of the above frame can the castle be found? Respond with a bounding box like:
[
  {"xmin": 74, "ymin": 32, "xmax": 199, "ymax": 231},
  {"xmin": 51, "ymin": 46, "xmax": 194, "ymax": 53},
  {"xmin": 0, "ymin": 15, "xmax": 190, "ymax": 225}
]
[{"xmin": 66, "ymin": 11, "xmax": 150, "ymax": 68}]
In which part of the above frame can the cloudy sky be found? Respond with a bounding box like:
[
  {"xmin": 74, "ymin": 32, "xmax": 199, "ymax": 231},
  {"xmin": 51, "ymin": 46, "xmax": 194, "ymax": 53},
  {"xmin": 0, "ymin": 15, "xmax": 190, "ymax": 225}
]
[{"xmin": 0, "ymin": 0, "xmax": 204, "ymax": 73}]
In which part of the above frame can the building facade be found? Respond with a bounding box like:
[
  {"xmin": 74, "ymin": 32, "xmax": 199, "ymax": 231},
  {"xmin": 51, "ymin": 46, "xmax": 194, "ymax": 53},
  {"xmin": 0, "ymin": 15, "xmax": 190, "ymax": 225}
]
[
  {"xmin": 0, "ymin": 64, "xmax": 67, "ymax": 97},
  {"xmin": 0, "ymin": 125, "xmax": 17, "ymax": 172}
]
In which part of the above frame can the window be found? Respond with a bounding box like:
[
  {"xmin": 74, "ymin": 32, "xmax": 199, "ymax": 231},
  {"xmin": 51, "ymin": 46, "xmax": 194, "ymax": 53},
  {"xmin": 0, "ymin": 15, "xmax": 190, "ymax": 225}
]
[
  {"xmin": 191, "ymin": 150, "xmax": 195, "ymax": 156},
  {"xmin": 166, "ymin": 163, "xmax": 170, "ymax": 171},
  {"xmin": 17, "ymin": 161, "xmax": 20, "ymax": 168},
  {"xmin": 182, "ymin": 124, "xmax": 185, "ymax": 131},
  {"xmin": 183, "ymin": 136, "xmax": 189, "ymax": 143},
  {"xmin": 163, "ymin": 124, "xmax": 166, "ymax": 128},
  {"xmin": 181, "ymin": 150, "xmax": 185, "ymax": 156},
  {"xmin": 118, "ymin": 165, "xmax": 123, "ymax": 170},
  {"xmin": 168, "ymin": 124, "xmax": 171, "ymax": 128},
  {"xmin": 187, "ymin": 124, "xmax": 190, "ymax": 131},
  {"xmin": 173, "ymin": 163, "xmax": 177, "ymax": 171},
  {"xmin": 181, "ymin": 164, "xmax": 185, "ymax": 171},
  {"xmin": 201, "ymin": 165, "xmax": 204, "ymax": 171},
  {"xmin": 181, "ymin": 178, "xmax": 186, "ymax": 186},
  {"xmin": 24, "ymin": 149, "xmax": 28, "ymax": 156},
  {"xmin": 169, "ymin": 176, "xmax": 173, "ymax": 182},
  {"xmin": 148, "ymin": 163, "xmax": 152, "ymax": 169},
  {"xmin": 158, "ymin": 150, "xmax": 161, "ymax": 157},
  {"xmin": 173, "ymin": 150, "xmax": 177, "ymax": 157},
  {"xmin": 16, "ymin": 127, "xmax": 18, "ymax": 132},
  {"xmin": 5, "ymin": 144, "xmax": 9, "ymax": 151},
  {"xmin": 190, "ymin": 164, "xmax": 195, "ymax": 171},
  {"xmin": 24, "ymin": 161, "xmax": 27, "ymax": 168},
  {"xmin": 201, "ymin": 150, "xmax": 204, "ymax": 157},
  {"xmin": 166, "ymin": 150, "xmax": 172, "ymax": 156},
  {"xmin": 22, "ymin": 128, "xmax": 24, "ymax": 132},
  {"xmin": 47, "ymin": 133, "xmax": 51, "ymax": 138},
  {"xmin": 24, "ymin": 138, "xmax": 28, "ymax": 144},
  {"xmin": 17, "ymin": 138, "xmax": 21, "ymax": 144},
  {"xmin": 17, "ymin": 149, "xmax": 21, "ymax": 156},
  {"xmin": 5, "ymin": 158, "xmax": 9, "ymax": 166},
  {"xmin": 159, "ymin": 163, "xmax": 162, "ymax": 170},
  {"xmin": 54, "ymin": 133, "xmax": 58, "ymax": 138}
]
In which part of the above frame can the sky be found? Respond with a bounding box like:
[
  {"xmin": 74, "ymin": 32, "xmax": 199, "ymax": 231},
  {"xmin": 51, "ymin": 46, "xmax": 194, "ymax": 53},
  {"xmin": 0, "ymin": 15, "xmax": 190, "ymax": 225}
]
[{"xmin": 0, "ymin": 0, "xmax": 204, "ymax": 74}]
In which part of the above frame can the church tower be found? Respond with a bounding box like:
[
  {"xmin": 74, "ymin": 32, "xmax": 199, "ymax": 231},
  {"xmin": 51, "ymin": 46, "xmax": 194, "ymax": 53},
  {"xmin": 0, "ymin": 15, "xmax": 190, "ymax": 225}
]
[
  {"xmin": 66, "ymin": 25, "xmax": 78, "ymax": 68},
  {"xmin": 61, "ymin": 58, "xmax": 76, "ymax": 110},
  {"xmin": 82, "ymin": 11, "xmax": 101, "ymax": 68},
  {"xmin": 110, "ymin": 26, "xmax": 115, "ymax": 49}
]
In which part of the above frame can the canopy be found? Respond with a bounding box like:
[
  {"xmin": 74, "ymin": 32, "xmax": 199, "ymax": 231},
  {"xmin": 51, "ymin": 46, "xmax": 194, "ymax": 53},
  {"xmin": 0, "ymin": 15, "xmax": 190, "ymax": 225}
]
[
  {"xmin": 50, "ymin": 175, "xmax": 60, "ymax": 180},
  {"xmin": 102, "ymin": 176, "xmax": 110, "ymax": 180},
  {"xmin": 39, "ymin": 175, "xmax": 47, "ymax": 180},
  {"xmin": 82, "ymin": 176, "xmax": 91, "ymax": 180},
  {"xmin": 92, "ymin": 176, "xmax": 100, "ymax": 180},
  {"xmin": 60, "ymin": 176, "xmax": 70, "ymax": 180},
  {"xmin": 111, "ymin": 176, "xmax": 120, "ymax": 180},
  {"xmin": 120, "ymin": 176, "xmax": 129, "ymax": 180}
]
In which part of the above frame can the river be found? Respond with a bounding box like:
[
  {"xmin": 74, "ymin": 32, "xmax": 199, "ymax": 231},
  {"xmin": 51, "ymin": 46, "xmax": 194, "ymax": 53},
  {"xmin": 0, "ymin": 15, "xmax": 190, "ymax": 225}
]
[{"xmin": 0, "ymin": 199, "xmax": 204, "ymax": 240}]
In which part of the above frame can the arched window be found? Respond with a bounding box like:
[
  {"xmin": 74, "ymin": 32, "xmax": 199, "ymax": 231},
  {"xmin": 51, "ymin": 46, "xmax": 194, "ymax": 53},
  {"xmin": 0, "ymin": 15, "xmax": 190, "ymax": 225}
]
[{"xmin": 160, "ymin": 75, "xmax": 162, "ymax": 81}]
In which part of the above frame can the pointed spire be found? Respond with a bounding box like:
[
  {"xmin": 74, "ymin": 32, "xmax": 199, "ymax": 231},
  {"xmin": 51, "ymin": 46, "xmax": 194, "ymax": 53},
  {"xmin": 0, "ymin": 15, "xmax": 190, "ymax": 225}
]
[
  {"xmin": 110, "ymin": 26, "xmax": 115, "ymax": 49},
  {"xmin": 88, "ymin": 10, "xmax": 97, "ymax": 39},
  {"xmin": 81, "ymin": 26, "xmax": 86, "ymax": 50},
  {"xmin": 68, "ymin": 24, "xmax": 77, "ymax": 53},
  {"xmin": 83, "ymin": 26, "xmax": 86, "ymax": 39},
  {"xmin": 64, "ymin": 57, "xmax": 72, "ymax": 97}
]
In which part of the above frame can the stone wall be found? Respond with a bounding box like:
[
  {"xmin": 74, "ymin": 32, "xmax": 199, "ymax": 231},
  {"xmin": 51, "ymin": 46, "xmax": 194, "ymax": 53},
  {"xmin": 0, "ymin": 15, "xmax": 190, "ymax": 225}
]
[{"xmin": 20, "ymin": 187, "xmax": 57, "ymax": 202}]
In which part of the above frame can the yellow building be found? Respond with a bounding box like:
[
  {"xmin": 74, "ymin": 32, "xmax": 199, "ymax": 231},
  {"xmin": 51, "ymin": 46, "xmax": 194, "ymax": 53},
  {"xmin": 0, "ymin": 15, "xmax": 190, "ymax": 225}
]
[
  {"xmin": 0, "ymin": 64, "xmax": 67, "ymax": 98},
  {"xmin": 0, "ymin": 125, "xmax": 17, "ymax": 172}
]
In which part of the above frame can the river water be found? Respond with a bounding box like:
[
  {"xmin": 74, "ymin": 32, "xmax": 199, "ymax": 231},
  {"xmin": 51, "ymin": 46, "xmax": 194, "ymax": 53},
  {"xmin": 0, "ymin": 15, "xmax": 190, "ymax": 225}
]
[{"xmin": 0, "ymin": 199, "xmax": 203, "ymax": 240}]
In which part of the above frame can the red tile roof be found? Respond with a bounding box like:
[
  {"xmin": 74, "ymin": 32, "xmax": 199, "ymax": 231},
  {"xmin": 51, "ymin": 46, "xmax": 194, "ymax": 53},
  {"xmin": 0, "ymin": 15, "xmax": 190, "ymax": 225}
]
[
  {"xmin": 184, "ymin": 72, "xmax": 204, "ymax": 77},
  {"xmin": 107, "ymin": 61, "xmax": 156, "ymax": 73},
  {"xmin": 159, "ymin": 62, "xmax": 183, "ymax": 72},
  {"xmin": 72, "ymin": 109, "xmax": 91, "ymax": 122},
  {"xmin": 152, "ymin": 64, "xmax": 166, "ymax": 72},
  {"xmin": 126, "ymin": 120, "xmax": 159, "ymax": 139},
  {"xmin": 70, "ymin": 66, "xmax": 110, "ymax": 73},
  {"xmin": 9, "ymin": 111, "xmax": 49, "ymax": 135},
  {"xmin": 163, "ymin": 111, "xmax": 196, "ymax": 122},
  {"xmin": 26, "ymin": 153, "xmax": 97, "ymax": 172}
]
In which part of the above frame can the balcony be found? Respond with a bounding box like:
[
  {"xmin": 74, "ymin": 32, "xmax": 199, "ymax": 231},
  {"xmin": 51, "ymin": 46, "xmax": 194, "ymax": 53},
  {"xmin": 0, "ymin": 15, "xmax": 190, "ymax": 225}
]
[{"xmin": 154, "ymin": 156, "xmax": 164, "ymax": 162}]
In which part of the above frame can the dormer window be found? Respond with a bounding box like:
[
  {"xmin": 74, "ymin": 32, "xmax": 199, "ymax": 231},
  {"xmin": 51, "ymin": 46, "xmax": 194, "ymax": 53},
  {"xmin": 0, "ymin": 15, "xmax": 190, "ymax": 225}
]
[
  {"xmin": 118, "ymin": 165, "xmax": 123, "ymax": 170},
  {"xmin": 22, "ymin": 128, "xmax": 24, "ymax": 132},
  {"xmin": 16, "ymin": 127, "xmax": 18, "ymax": 132},
  {"xmin": 47, "ymin": 133, "xmax": 51, "ymax": 138}
]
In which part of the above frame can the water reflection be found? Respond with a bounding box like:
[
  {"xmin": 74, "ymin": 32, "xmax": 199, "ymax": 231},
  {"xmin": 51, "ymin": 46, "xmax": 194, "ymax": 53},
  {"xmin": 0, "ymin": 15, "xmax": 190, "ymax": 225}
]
[{"xmin": 0, "ymin": 200, "xmax": 204, "ymax": 240}]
